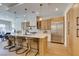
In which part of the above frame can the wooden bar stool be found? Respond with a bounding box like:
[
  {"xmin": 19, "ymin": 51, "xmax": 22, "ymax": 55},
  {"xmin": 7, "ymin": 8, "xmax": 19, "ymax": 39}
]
[
  {"xmin": 15, "ymin": 37, "xmax": 29, "ymax": 54},
  {"xmin": 9, "ymin": 36, "xmax": 23, "ymax": 52},
  {"xmin": 4, "ymin": 35, "xmax": 16, "ymax": 49},
  {"xmin": 25, "ymin": 38, "xmax": 39, "ymax": 56}
]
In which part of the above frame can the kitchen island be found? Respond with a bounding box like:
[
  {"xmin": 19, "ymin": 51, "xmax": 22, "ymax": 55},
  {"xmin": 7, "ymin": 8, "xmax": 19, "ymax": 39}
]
[{"xmin": 11, "ymin": 33, "xmax": 48, "ymax": 56}]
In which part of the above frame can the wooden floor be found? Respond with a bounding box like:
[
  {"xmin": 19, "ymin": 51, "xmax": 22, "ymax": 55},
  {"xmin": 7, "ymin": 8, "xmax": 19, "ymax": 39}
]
[
  {"xmin": 45, "ymin": 42, "xmax": 71, "ymax": 56},
  {"xmin": 0, "ymin": 39, "xmax": 71, "ymax": 56}
]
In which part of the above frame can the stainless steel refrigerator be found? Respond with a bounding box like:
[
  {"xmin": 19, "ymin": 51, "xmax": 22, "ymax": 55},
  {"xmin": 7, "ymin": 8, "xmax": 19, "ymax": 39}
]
[{"xmin": 51, "ymin": 22, "xmax": 64, "ymax": 44}]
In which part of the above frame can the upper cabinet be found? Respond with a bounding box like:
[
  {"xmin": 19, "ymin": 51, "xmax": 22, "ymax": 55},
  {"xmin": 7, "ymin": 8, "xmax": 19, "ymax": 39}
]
[
  {"xmin": 37, "ymin": 16, "xmax": 51, "ymax": 30},
  {"xmin": 51, "ymin": 16, "xmax": 64, "ymax": 23},
  {"xmin": 41, "ymin": 20, "xmax": 48, "ymax": 30},
  {"xmin": 37, "ymin": 21, "xmax": 41, "ymax": 29},
  {"xmin": 47, "ymin": 19, "xmax": 51, "ymax": 30},
  {"xmin": 37, "ymin": 16, "xmax": 64, "ymax": 30}
]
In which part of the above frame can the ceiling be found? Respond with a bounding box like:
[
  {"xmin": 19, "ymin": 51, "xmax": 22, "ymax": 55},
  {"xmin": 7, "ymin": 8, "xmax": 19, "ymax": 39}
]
[{"xmin": 0, "ymin": 3, "xmax": 71, "ymax": 18}]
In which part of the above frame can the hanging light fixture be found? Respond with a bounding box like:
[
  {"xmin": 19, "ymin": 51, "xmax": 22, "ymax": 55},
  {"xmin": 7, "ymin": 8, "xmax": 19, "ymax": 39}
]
[
  {"xmin": 14, "ymin": 11, "xmax": 16, "ymax": 20},
  {"xmin": 40, "ymin": 3, "xmax": 43, "ymax": 16},
  {"xmin": 39, "ymin": 4, "xmax": 43, "ymax": 21},
  {"xmin": 13, "ymin": 11, "xmax": 16, "ymax": 33},
  {"xmin": 24, "ymin": 8, "xmax": 27, "ymax": 22}
]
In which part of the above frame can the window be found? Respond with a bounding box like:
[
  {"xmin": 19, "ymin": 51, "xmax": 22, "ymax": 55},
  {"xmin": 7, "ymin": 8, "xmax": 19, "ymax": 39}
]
[{"xmin": 0, "ymin": 24, "xmax": 6, "ymax": 35}]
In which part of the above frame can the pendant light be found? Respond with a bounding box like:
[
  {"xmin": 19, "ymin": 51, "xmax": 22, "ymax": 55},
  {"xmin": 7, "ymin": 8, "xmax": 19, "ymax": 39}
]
[
  {"xmin": 39, "ymin": 4, "xmax": 43, "ymax": 21},
  {"xmin": 24, "ymin": 8, "xmax": 27, "ymax": 22},
  {"xmin": 14, "ymin": 11, "xmax": 16, "ymax": 18},
  {"xmin": 13, "ymin": 11, "xmax": 16, "ymax": 33}
]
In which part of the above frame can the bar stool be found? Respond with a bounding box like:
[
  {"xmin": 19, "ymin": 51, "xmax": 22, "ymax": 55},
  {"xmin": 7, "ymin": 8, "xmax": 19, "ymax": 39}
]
[
  {"xmin": 9, "ymin": 36, "xmax": 23, "ymax": 52},
  {"xmin": 4, "ymin": 35, "xmax": 16, "ymax": 49},
  {"xmin": 25, "ymin": 38, "xmax": 39, "ymax": 56},
  {"xmin": 0, "ymin": 35, "xmax": 4, "ymax": 41},
  {"xmin": 32, "ymin": 38, "xmax": 39, "ymax": 56},
  {"xmin": 24, "ymin": 37, "xmax": 32, "ymax": 55},
  {"xmin": 15, "ymin": 37, "xmax": 29, "ymax": 54}
]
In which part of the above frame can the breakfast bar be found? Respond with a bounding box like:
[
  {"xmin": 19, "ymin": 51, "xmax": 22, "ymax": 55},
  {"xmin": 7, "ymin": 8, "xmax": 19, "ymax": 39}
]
[{"xmin": 10, "ymin": 33, "xmax": 48, "ymax": 56}]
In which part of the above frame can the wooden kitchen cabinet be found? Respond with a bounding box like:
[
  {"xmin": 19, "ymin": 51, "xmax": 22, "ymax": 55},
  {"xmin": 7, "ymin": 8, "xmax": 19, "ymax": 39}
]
[
  {"xmin": 66, "ymin": 4, "xmax": 79, "ymax": 56},
  {"xmin": 51, "ymin": 16, "xmax": 64, "ymax": 23},
  {"xmin": 41, "ymin": 20, "xmax": 47, "ymax": 30},
  {"xmin": 37, "ymin": 21, "xmax": 41, "ymax": 29},
  {"xmin": 37, "ymin": 20, "xmax": 51, "ymax": 30},
  {"xmin": 47, "ymin": 19, "xmax": 51, "ymax": 30}
]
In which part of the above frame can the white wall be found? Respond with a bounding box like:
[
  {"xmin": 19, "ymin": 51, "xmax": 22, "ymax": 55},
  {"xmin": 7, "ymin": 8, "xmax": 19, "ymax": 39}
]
[
  {"xmin": 24, "ymin": 14, "xmax": 36, "ymax": 26},
  {"xmin": 14, "ymin": 17, "xmax": 24, "ymax": 31}
]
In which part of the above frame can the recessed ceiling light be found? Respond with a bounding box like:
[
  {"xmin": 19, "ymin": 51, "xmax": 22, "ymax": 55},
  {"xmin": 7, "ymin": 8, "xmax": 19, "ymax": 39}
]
[
  {"xmin": 0, "ymin": 3, "xmax": 2, "ymax": 6},
  {"xmin": 55, "ymin": 8, "xmax": 59, "ymax": 11}
]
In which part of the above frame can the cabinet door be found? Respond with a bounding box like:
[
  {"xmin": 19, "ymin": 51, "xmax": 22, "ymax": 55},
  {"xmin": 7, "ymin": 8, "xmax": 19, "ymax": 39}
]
[
  {"xmin": 37, "ymin": 20, "xmax": 51, "ymax": 30},
  {"xmin": 37, "ymin": 21, "xmax": 41, "ymax": 29},
  {"xmin": 41, "ymin": 20, "xmax": 47, "ymax": 30},
  {"xmin": 37, "ymin": 19, "xmax": 51, "ymax": 30},
  {"xmin": 47, "ymin": 20, "xmax": 51, "ymax": 30},
  {"xmin": 41, "ymin": 20, "xmax": 51, "ymax": 30}
]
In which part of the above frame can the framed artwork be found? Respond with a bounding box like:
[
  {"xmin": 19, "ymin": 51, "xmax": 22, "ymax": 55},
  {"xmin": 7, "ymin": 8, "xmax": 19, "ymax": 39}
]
[
  {"xmin": 77, "ymin": 29, "xmax": 79, "ymax": 37},
  {"xmin": 77, "ymin": 17, "xmax": 79, "ymax": 25},
  {"xmin": 76, "ymin": 17, "xmax": 79, "ymax": 37}
]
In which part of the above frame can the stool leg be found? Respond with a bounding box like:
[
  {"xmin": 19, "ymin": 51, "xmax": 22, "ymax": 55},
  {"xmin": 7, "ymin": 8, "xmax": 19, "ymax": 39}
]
[
  {"xmin": 15, "ymin": 39, "xmax": 28, "ymax": 54},
  {"xmin": 9, "ymin": 37, "xmax": 22, "ymax": 52},
  {"xmin": 9, "ymin": 36, "xmax": 17, "ymax": 52},
  {"xmin": 25, "ymin": 39, "xmax": 31, "ymax": 56},
  {"xmin": 4, "ymin": 36, "xmax": 14, "ymax": 49},
  {"xmin": 34, "ymin": 39, "xmax": 39, "ymax": 56},
  {"xmin": 25, "ymin": 39, "xmax": 39, "ymax": 56}
]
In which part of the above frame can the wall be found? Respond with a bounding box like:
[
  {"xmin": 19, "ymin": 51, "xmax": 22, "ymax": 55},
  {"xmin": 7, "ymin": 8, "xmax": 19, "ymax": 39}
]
[
  {"xmin": 0, "ymin": 11, "xmax": 14, "ymax": 22},
  {"xmin": 14, "ymin": 17, "xmax": 24, "ymax": 31},
  {"xmin": 66, "ymin": 4, "xmax": 79, "ymax": 55},
  {"xmin": 66, "ymin": 7, "xmax": 74, "ymax": 55}
]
